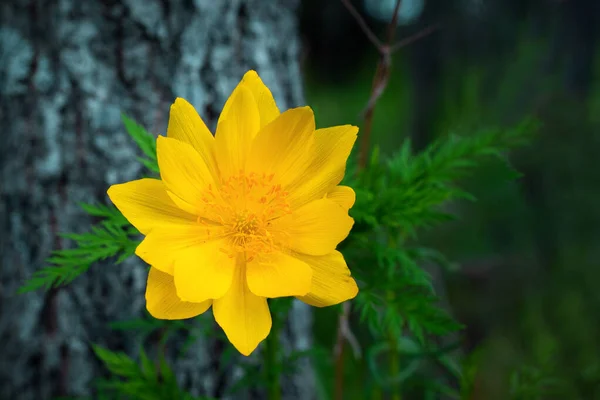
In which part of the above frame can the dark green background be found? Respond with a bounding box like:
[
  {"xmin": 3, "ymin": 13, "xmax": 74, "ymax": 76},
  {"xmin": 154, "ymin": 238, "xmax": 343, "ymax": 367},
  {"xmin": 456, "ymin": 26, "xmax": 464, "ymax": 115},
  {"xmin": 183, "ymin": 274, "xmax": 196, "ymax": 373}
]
[{"xmin": 299, "ymin": 0, "xmax": 600, "ymax": 398}]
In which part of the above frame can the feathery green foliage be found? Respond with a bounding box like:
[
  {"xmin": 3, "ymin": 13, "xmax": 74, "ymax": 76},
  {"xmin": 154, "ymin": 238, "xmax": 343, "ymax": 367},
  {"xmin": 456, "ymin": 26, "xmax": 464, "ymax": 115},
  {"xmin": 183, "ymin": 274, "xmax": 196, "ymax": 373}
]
[
  {"xmin": 18, "ymin": 115, "xmax": 157, "ymax": 294},
  {"xmin": 331, "ymin": 117, "xmax": 538, "ymax": 397},
  {"xmin": 346, "ymin": 118, "xmax": 538, "ymax": 347},
  {"xmin": 92, "ymin": 345, "xmax": 215, "ymax": 400},
  {"xmin": 19, "ymin": 110, "xmax": 537, "ymax": 399},
  {"xmin": 509, "ymin": 364, "xmax": 568, "ymax": 400},
  {"xmin": 18, "ymin": 203, "xmax": 140, "ymax": 293},
  {"xmin": 121, "ymin": 114, "xmax": 159, "ymax": 173}
]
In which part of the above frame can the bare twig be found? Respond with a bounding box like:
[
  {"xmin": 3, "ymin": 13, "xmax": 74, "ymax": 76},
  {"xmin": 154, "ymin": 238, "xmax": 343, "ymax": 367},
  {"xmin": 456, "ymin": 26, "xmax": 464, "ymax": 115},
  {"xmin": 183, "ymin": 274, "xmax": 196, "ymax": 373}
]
[
  {"xmin": 340, "ymin": 0, "xmax": 383, "ymax": 50},
  {"xmin": 357, "ymin": 0, "xmax": 403, "ymax": 167},
  {"xmin": 334, "ymin": 302, "xmax": 361, "ymax": 400},
  {"xmin": 335, "ymin": 1, "xmax": 441, "ymax": 398},
  {"xmin": 359, "ymin": 24, "xmax": 439, "ymax": 120},
  {"xmin": 386, "ymin": 0, "xmax": 404, "ymax": 43},
  {"xmin": 359, "ymin": 32, "xmax": 440, "ymax": 166},
  {"xmin": 358, "ymin": 54, "xmax": 390, "ymax": 168},
  {"xmin": 333, "ymin": 303, "xmax": 347, "ymax": 400},
  {"xmin": 334, "ymin": 302, "xmax": 362, "ymax": 359},
  {"xmin": 390, "ymin": 23, "xmax": 440, "ymax": 52}
]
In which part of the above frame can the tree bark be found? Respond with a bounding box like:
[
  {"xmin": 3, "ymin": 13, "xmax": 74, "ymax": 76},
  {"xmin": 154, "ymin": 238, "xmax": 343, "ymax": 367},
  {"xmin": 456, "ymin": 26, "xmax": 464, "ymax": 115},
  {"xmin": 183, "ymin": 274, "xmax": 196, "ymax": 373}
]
[{"xmin": 0, "ymin": 0, "xmax": 313, "ymax": 399}]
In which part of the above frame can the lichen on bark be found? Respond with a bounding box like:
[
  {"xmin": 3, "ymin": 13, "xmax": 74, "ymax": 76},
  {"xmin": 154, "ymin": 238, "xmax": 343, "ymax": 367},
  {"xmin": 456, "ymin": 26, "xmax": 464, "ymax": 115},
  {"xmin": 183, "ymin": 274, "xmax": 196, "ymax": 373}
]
[{"xmin": 0, "ymin": 1, "xmax": 313, "ymax": 399}]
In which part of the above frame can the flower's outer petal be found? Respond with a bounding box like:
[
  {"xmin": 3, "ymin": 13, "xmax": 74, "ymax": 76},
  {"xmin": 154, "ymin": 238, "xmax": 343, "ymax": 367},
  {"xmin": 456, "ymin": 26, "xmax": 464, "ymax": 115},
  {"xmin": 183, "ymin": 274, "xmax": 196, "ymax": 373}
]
[
  {"xmin": 325, "ymin": 186, "xmax": 356, "ymax": 211},
  {"xmin": 294, "ymin": 251, "xmax": 359, "ymax": 307},
  {"xmin": 107, "ymin": 178, "xmax": 197, "ymax": 235},
  {"xmin": 135, "ymin": 224, "xmax": 226, "ymax": 275},
  {"xmin": 174, "ymin": 239, "xmax": 236, "ymax": 303},
  {"xmin": 157, "ymin": 136, "xmax": 218, "ymax": 215},
  {"xmin": 213, "ymin": 259, "xmax": 272, "ymax": 356},
  {"xmin": 246, "ymin": 107, "xmax": 315, "ymax": 188},
  {"xmin": 271, "ymin": 198, "xmax": 354, "ymax": 256},
  {"xmin": 241, "ymin": 70, "xmax": 280, "ymax": 128},
  {"xmin": 167, "ymin": 98, "xmax": 218, "ymax": 177},
  {"xmin": 246, "ymin": 251, "xmax": 312, "ymax": 298},
  {"xmin": 287, "ymin": 125, "xmax": 358, "ymax": 209},
  {"xmin": 215, "ymin": 84, "xmax": 261, "ymax": 178},
  {"xmin": 146, "ymin": 267, "xmax": 212, "ymax": 320}
]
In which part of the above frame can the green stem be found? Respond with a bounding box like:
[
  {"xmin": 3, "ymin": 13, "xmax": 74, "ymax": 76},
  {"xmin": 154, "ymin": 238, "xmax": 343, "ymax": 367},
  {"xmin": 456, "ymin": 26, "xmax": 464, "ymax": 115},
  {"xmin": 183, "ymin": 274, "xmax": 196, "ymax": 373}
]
[
  {"xmin": 387, "ymin": 289, "xmax": 402, "ymax": 400},
  {"xmin": 390, "ymin": 336, "xmax": 401, "ymax": 400},
  {"xmin": 265, "ymin": 315, "xmax": 282, "ymax": 400}
]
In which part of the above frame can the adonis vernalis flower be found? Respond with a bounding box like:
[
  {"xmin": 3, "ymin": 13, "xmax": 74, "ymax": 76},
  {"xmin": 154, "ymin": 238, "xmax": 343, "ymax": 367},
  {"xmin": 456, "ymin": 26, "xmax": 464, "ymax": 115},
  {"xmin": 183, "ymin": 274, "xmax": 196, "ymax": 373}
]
[{"xmin": 108, "ymin": 70, "xmax": 359, "ymax": 355}]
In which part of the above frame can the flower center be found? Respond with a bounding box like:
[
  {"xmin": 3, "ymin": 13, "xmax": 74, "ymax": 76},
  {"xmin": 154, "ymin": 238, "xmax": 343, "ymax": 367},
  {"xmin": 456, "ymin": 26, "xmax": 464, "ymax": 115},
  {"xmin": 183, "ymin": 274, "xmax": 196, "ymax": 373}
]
[
  {"xmin": 229, "ymin": 210, "xmax": 269, "ymax": 258},
  {"xmin": 200, "ymin": 171, "xmax": 291, "ymax": 261}
]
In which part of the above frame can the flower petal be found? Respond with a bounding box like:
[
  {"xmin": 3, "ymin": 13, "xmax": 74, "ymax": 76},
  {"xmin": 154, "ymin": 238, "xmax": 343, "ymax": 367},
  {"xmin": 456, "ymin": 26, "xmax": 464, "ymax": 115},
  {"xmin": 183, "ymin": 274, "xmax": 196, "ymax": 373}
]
[
  {"xmin": 241, "ymin": 70, "xmax": 280, "ymax": 128},
  {"xmin": 145, "ymin": 267, "xmax": 212, "ymax": 320},
  {"xmin": 173, "ymin": 239, "xmax": 236, "ymax": 302},
  {"xmin": 135, "ymin": 224, "xmax": 226, "ymax": 275},
  {"xmin": 107, "ymin": 178, "xmax": 196, "ymax": 235},
  {"xmin": 167, "ymin": 98, "xmax": 218, "ymax": 177},
  {"xmin": 215, "ymin": 83, "xmax": 260, "ymax": 178},
  {"xmin": 213, "ymin": 258, "xmax": 272, "ymax": 356},
  {"xmin": 271, "ymin": 198, "xmax": 354, "ymax": 256},
  {"xmin": 246, "ymin": 107, "xmax": 315, "ymax": 188},
  {"xmin": 325, "ymin": 186, "xmax": 356, "ymax": 211},
  {"xmin": 294, "ymin": 251, "xmax": 358, "ymax": 307},
  {"xmin": 246, "ymin": 251, "xmax": 312, "ymax": 298},
  {"xmin": 287, "ymin": 125, "xmax": 358, "ymax": 209},
  {"xmin": 157, "ymin": 136, "xmax": 219, "ymax": 216}
]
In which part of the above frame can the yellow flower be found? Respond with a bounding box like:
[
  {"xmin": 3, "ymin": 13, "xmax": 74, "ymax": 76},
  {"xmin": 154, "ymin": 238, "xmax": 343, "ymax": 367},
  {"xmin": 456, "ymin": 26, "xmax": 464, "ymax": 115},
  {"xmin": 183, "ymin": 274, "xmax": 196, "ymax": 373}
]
[{"xmin": 107, "ymin": 70, "xmax": 359, "ymax": 355}]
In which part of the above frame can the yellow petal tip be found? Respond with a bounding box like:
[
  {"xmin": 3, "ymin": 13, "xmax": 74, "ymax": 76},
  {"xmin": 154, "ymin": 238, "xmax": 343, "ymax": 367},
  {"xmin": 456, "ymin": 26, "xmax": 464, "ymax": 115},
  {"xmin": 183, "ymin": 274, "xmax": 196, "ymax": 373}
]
[{"xmin": 347, "ymin": 125, "xmax": 359, "ymax": 134}]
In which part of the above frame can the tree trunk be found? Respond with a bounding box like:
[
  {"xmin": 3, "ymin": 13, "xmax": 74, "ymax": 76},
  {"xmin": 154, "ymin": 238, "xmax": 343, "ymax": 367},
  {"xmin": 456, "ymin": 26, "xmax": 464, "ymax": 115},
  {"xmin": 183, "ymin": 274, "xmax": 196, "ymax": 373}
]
[{"xmin": 0, "ymin": 1, "xmax": 313, "ymax": 399}]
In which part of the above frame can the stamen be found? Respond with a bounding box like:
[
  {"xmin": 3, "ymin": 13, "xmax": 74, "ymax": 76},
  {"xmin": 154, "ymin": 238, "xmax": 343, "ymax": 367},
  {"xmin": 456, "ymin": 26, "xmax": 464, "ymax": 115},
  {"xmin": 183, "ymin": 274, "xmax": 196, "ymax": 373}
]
[{"xmin": 202, "ymin": 171, "xmax": 293, "ymax": 260}]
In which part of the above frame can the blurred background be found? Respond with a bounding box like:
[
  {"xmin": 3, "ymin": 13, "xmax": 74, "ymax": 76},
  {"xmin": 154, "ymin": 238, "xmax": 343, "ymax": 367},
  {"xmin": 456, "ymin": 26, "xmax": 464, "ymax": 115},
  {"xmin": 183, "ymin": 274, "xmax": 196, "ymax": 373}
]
[
  {"xmin": 299, "ymin": 0, "xmax": 600, "ymax": 398},
  {"xmin": 2, "ymin": 0, "xmax": 600, "ymax": 399}
]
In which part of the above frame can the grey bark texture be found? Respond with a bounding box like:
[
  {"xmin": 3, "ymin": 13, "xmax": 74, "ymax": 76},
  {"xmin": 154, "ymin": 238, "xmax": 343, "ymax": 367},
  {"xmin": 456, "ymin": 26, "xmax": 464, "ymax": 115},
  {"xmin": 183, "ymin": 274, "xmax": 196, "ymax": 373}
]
[{"xmin": 0, "ymin": 0, "xmax": 314, "ymax": 399}]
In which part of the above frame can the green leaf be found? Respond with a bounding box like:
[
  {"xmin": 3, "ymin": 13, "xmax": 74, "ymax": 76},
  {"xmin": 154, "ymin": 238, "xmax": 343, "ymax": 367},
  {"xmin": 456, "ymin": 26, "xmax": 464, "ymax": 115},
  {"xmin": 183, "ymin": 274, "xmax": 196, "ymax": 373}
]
[
  {"xmin": 138, "ymin": 348, "xmax": 155, "ymax": 381},
  {"xmin": 366, "ymin": 342, "xmax": 422, "ymax": 387},
  {"xmin": 18, "ymin": 204, "xmax": 140, "ymax": 293},
  {"xmin": 138, "ymin": 157, "xmax": 160, "ymax": 174},
  {"xmin": 92, "ymin": 345, "xmax": 139, "ymax": 379},
  {"xmin": 460, "ymin": 347, "xmax": 483, "ymax": 400},
  {"xmin": 121, "ymin": 114, "xmax": 157, "ymax": 161},
  {"xmin": 92, "ymin": 344, "xmax": 214, "ymax": 400},
  {"xmin": 402, "ymin": 290, "xmax": 464, "ymax": 343},
  {"xmin": 349, "ymin": 118, "xmax": 536, "ymax": 355}
]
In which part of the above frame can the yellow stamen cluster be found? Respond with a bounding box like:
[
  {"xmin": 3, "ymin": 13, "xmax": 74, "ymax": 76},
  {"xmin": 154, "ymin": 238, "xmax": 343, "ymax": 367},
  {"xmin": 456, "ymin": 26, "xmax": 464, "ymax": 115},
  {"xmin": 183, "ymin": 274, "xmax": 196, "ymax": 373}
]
[{"xmin": 200, "ymin": 171, "xmax": 292, "ymax": 261}]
